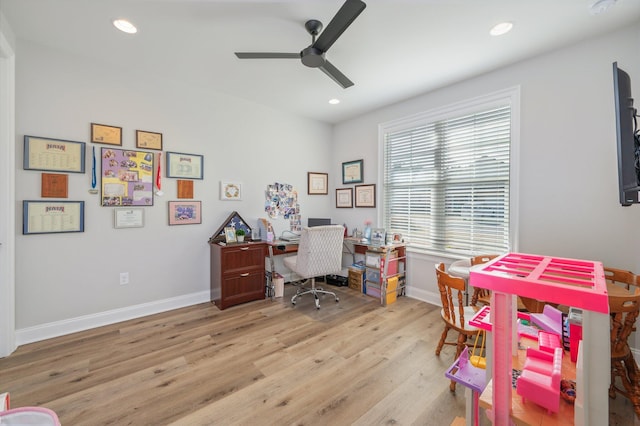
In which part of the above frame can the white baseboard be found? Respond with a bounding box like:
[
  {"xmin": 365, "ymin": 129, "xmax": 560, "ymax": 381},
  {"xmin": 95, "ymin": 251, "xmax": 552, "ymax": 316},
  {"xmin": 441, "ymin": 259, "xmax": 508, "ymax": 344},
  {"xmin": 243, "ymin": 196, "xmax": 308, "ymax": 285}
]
[
  {"xmin": 405, "ymin": 286, "xmax": 441, "ymax": 308},
  {"xmin": 16, "ymin": 291, "xmax": 210, "ymax": 346}
]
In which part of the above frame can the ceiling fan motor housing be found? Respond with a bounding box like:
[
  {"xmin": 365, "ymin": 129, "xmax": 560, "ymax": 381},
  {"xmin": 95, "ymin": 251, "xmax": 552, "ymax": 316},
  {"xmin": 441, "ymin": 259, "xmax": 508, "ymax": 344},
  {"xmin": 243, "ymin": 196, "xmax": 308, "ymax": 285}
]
[{"xmin": 301, "ymin": 47, "xmax": 325, "ymax": 68}]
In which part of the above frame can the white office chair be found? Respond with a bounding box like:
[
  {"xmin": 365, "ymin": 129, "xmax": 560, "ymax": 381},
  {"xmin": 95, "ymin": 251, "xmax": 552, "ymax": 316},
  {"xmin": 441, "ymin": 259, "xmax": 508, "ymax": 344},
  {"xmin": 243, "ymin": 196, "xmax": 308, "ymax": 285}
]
[{"xmin": 283, "ymin": 225, "xmax": 344, "ymax": 309}]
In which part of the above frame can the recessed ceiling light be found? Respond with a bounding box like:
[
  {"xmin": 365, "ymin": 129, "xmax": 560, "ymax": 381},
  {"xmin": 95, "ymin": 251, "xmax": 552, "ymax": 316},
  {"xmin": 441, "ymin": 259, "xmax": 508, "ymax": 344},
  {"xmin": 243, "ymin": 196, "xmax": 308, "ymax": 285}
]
[
  {"xmin": 490, "ymin": 22, "xmax": 513, "ymax": 36},
  {"xmin": 329, "ymin": 98, "xmax": 340, "ymax": 105},
  {"xmin": 113, "ymin": 19, "xmax": 137, "ymax": 34},
  {"xmin": 589, "ymin": 0, "xmax": 617, "ymax": 15}
]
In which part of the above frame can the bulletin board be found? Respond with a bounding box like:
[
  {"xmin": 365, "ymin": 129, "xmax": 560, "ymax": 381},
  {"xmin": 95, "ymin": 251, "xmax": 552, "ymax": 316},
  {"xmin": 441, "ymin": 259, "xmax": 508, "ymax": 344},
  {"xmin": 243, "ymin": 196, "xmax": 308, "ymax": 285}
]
[{"xmin": 101, "ymin": 148, "xmax": 154, "ymax": 206}]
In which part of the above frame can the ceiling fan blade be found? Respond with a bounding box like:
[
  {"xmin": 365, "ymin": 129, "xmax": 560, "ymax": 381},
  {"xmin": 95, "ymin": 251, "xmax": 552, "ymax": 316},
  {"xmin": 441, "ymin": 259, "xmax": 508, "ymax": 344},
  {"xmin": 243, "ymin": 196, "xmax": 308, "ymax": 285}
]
[
  {"xmin": 319, "ymin": 60, "xmax": 354, "ymax": 89},
  {"xmin": 235, "ymin": 52, "xmax": 300, "ymax": 59},
  {"xmin": 313, "ymin": 0, "xmax": 366, "ymax": 53}
]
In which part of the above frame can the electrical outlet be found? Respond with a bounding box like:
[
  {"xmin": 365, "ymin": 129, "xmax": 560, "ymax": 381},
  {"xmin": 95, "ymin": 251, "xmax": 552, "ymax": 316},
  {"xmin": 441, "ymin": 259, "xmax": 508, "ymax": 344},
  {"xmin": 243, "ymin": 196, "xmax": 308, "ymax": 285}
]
[{"xmin": 120, "ymin": 272, "xmax": 129, "ymax": 285}]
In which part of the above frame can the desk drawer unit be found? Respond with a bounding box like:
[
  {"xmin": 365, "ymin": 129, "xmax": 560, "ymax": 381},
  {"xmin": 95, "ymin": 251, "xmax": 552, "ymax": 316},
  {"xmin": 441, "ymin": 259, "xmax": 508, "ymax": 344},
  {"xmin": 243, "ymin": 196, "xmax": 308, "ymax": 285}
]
[{"xmin": 210, "ymin": 242, "xmax": 265, "ymax": 310}]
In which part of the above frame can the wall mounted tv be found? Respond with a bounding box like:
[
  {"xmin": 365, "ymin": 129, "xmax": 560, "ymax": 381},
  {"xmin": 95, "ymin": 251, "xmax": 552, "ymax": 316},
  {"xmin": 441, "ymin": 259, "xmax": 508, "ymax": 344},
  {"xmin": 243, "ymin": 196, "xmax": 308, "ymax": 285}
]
[{"xmin": 613, "ymin": 61, "xmax": 640, "ymax": 206}]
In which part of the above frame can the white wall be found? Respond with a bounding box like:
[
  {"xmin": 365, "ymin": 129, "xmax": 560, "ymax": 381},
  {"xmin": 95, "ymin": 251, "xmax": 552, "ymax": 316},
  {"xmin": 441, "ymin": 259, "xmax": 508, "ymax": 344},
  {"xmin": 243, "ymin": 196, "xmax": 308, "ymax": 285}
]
[
  {"xmin": 331, "ymin": 23, "xmax": 640, "ymax": 308},
  {"xmin": 14, "ymin": 40, "xmax": 333, "ymax": 341}
]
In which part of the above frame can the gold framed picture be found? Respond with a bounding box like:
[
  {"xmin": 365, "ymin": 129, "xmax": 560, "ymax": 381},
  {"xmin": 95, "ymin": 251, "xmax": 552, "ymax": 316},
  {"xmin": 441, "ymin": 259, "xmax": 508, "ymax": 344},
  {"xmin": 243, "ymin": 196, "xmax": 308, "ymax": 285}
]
[
  {"xmin": 136, "ymin": 130, "xmax": 163, "ymax": 150},
  {"xmin": 91, "ymin": 123, "xmax": 122, "ymax": 146}
]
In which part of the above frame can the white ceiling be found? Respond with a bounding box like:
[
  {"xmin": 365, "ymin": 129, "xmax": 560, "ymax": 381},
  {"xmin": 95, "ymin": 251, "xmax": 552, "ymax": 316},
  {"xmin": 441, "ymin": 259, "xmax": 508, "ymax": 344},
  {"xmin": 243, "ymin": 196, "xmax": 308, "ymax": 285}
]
[{"xmin": 2, "ymin": 0, "xmax": 640, "ymax": 124}]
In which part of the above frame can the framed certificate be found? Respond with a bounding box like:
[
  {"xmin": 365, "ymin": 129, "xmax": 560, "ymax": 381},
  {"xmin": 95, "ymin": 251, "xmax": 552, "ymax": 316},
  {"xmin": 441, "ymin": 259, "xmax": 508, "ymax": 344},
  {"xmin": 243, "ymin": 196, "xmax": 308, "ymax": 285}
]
[
  {"xmin": 41, "ymin": 173, "xmax": 68, "ymax": 198},
  {"xmin": 91, "ymin": 123, "xmax": 122, "ymax": 146},
  {"xmin": 114, "ymin": 208, "xmax": 145, "ymax": 228},
  {"xmin": 342, "ymin": 159, "xmax": 363, "ymax": 184},
  {"xmin": 166, "ymin": 151, "xmax": 203, "ymax": 180},
  {"xmin": 24, "ymin": 136, "xmax": 86, "ymax": 173},
  {"xmin": 336, "ymin": 188, "xmax": 353, "ymax": 208},
  {"xmin": 307, "ymin": 172, "xmax": 328, "ymax": 195},
  {"xmin": 23, "ymin": 200, "xmax": 85, "ymax": 234},
  {"xmin": 355, "ymin": 184, "xmax": 376, "ymax": 208},
  {"xmin": 136, "ymin": 130, "xmax": 163, "ymax": 150}
]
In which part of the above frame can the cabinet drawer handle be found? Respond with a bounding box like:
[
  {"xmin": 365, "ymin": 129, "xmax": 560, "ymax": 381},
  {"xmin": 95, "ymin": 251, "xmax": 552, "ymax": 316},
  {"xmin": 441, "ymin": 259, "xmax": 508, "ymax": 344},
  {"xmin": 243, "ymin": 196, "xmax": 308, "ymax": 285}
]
[
  {"xmin": 240, "ymin": 247, "xmax": 249, "ymax": 251},
  {"xmin": 240, "ymin": 273, "xmax": 250, "ymax": 277}
]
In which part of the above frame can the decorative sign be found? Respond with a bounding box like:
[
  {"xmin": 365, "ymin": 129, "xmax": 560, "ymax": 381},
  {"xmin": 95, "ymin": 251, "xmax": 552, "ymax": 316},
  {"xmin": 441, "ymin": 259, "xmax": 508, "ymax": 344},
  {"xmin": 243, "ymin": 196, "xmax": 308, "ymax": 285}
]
[{"xmin": 41, "ymin": 173, "xmax": 68, "ymax": 198}]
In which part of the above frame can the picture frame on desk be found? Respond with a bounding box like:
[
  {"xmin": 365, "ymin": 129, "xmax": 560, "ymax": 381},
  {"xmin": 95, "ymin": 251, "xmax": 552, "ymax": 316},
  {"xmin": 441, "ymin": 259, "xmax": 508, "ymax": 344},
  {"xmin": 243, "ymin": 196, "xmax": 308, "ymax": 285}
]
[
  {"xmin": 371, "ymin": 228, "xmax": 386, "ymax": 246},
  {"xmin": 224, "ymin": 226, "xmax": 237, "ymax": 243},
  {"xmin": 342, "ymin": 159, "xmax": 363, "ymax": 184},
  {"xmin": 336, "ymin": 188, "xmax": 353, "ymax": 208}
]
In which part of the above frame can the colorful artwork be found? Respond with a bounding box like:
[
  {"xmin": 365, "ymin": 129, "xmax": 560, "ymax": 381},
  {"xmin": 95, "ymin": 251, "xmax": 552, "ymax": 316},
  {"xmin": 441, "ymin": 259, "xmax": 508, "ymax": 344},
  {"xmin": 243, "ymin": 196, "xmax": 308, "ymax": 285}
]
[
  {"xmin": 101, "ymin": 148, "xmax": 154, "ymax": 206},
  {"xmin": 265, "ymin": 182, "xmax": 299, "ymax": 219}
]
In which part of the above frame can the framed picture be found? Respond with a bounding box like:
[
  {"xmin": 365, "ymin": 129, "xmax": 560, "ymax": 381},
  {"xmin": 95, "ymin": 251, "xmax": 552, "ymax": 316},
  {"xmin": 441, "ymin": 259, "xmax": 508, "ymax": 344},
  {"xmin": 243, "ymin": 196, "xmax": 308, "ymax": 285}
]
[
  {"xmin": 41, "ymin": 173, "xmax": 68, "ymax": 198},
  {"xmin": 23, "ymin": 200, "xmax": 84, "ymax": 234},
  {"xmin": 336, "ymin": 188, "xmax": 353, "ymax": 208},
  {"xmin": 208, "ymin": 211, "xmax": 252, "ymax": 244},
  {"xmin": 371, "ymin": 228, "xmax": 386, "ymax": 246},
  {"xmin": 101, "ymin": 148, "xmax": 154, "ymax": 206},
  {"xmin": 220, "ymin": 181, "xmax": 242, "ymax": 201},
  {"xmin": 224, "ymin": 226, "xmax": 237, "ymax": 243},
  {"xmin": 166, "ymin": 151, "xmax": 203, "ymax": 180},
  {"xmin": 91, "ymin": 123, "xmax": 122, "ymax": 146},
  {"xmin": 168, "ymin": 200, "xmax": 202, "ymax": 225},
  {"xmin": 355, "ymin": 184, "xmax": 376, "ymax": 208},
  {"xmin": 342, "ymin": 159, "xmax": 363, "ymax": 184},
  {"xmin": 24, "ymin": 135, "xmax": 86, "ymax": 173},
  {"xmin": 114, "ymin": 208, "xmax": 145, "ymax": 229},
  {"xmin": 136, "ymin": 130, "xmax": 163, "ymax": 150},
  {"xmin": 307, "ymin": 172, "xmax": 328, "ymax": 195}
]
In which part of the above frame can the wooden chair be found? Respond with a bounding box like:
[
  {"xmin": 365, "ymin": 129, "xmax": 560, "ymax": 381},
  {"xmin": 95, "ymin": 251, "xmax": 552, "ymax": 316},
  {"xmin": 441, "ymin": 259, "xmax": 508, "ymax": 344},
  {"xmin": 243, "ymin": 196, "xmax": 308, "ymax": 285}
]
[
  {"xmin": 469, "ymin": 254, "xmax": 498, "ymax": 307},
  {"xmin": 435, "ymin": 262, "xmax": 480, "ymax": 392},
  {"xmin": 605, "ymin": 267, "xmax": 640, "ymax": 418}
]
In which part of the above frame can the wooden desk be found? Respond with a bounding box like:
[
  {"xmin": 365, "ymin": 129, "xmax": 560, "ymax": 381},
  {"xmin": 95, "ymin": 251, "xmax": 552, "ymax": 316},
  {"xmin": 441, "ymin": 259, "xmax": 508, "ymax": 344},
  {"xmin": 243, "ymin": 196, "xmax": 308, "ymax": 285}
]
[{"xmin": 479, "ymin": 336, "xmax": 576, "ymax": 425}]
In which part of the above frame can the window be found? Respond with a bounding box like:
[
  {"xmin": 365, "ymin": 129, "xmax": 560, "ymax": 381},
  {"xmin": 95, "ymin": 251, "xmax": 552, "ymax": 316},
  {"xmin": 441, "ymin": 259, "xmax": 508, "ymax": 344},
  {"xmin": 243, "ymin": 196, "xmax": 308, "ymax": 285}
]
[{"xmin": 380, "ymin": 89, "xmax": 518, "ymax": 257}]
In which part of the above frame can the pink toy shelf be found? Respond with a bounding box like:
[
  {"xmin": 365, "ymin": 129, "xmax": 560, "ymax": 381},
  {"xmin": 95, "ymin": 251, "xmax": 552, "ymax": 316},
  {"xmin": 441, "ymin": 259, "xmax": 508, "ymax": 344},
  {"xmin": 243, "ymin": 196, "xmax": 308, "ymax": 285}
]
[
  {"xmin": 470, "ymin": 253, "xmax": 608, "ymax": 314},
  {"xmin": 470, "ymin": 252, "xmax": 608, "ymax": 425}
]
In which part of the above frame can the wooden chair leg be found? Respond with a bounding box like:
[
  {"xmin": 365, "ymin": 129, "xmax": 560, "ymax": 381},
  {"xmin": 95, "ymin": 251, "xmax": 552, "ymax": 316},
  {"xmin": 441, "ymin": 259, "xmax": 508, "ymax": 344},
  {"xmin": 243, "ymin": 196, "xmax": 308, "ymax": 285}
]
[
  {"xmin": 611, "ymin": 354, "xmax": 640, "ymax": 418},
  {"xmin": 435, "ymin": 325, "xmax": 450, "ymax": 356}
]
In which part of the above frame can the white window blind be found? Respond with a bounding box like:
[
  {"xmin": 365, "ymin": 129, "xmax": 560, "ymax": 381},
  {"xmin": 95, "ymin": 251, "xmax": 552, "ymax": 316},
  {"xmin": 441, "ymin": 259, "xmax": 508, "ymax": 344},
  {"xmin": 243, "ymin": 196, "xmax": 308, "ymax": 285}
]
[{"xmin": 382, "ymin": 104, "xmax": 511, "ymax": 257}]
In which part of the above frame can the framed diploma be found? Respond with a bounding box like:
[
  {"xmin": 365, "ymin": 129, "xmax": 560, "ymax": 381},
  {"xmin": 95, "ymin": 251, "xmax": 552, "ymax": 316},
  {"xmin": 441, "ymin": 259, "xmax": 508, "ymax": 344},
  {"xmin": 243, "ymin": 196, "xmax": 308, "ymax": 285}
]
[
  {"xmin": 355, "ymin": 184, "xmax": 376, "ymax": 208},
  {"xmin": 307, "ymin": 172, "xmax": 328, "ymax": 195},
  {"xmin": 24, "ymin": 136, "xmax": 86, "ymax": 173},
  {"xmin": 336, "ymin": 188, "xmax": 353, "ymax": 208},
  {"xmin": 342, "ymin": 159, "xmax": 363, "ymax": 184},
  {"xmin": 41, "ymin": 173, "xmax": 68, "ymax": 198},
  {"xmin": 23, "ymin": 200, "xmax": 85, "ymax": 234},
  {"xmin": 136, "ymin": 130, "xmax": 163, "ymax": 150},
  {"xmin": 91, "ymin": 123, "xmax": 122, "ymax": 146},
  {"xmin": 101, "ymin": 148, "xmax": 154, "ymax": 206},
  {"xmin": 168, "ymin": 200, "xmax": 202, "ymax": 225},
  {"xmin": 114, "ymin": 208, "xmax": 145, "ymax": 228},
  {"xmin": 166, "ymin": 151, "xmax": 203, "ymax": 180}
]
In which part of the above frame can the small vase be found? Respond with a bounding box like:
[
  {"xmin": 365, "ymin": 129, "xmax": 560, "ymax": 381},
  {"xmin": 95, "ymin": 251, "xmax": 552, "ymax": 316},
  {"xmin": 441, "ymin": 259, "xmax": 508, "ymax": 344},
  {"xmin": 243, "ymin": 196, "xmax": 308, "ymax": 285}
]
[
  {"xmin": 364, "ymin": 226, "xmax": 372, "ymax": 241},
  {"xmin": 237, "ymin": 235, "xmax": 245, "ymax": 243}
]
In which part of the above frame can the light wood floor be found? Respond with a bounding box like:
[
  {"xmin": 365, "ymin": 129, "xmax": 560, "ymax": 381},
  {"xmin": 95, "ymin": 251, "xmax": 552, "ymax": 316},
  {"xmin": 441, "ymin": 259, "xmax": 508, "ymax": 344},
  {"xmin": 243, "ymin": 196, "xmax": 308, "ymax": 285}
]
[{"xmin": 0, "ymin": 284, "xmax": 636, "ymax": 425}]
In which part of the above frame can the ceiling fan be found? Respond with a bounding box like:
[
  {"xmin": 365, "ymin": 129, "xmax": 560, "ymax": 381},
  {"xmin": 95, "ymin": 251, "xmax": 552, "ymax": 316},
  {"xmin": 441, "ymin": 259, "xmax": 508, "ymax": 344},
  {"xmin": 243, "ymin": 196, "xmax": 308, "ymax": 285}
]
[{"xmin": 234, "ymin": 0, "xmax": 366, "ymax": 89}]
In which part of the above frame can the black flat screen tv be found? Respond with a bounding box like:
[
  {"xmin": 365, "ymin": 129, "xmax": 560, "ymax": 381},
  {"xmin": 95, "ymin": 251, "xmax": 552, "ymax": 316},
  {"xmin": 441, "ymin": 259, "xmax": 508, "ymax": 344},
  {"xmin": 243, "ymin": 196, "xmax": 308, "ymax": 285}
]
[{"xmin": 613, "ymin": 61, "xmax": 640, "ymax": 206}]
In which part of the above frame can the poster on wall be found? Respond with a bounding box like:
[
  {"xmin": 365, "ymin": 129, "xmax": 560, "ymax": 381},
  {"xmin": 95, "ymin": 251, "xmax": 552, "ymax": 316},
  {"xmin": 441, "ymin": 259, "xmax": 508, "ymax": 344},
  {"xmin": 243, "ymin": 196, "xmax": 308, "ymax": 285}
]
[
  {"xmin": 264, "ymin": 182, "xmax": 299, "ymax": 220},
  {"xmin": 101, "ymin": 148, "xmax": 154, "ymax": 206}
]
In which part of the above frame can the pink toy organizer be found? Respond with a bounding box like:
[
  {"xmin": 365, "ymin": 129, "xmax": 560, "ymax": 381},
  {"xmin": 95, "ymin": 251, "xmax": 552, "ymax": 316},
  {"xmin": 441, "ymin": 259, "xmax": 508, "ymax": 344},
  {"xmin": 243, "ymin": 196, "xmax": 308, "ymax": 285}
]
[{"xmin": 469, "ymin": 252, "xmax": 608, "ymax": 425}]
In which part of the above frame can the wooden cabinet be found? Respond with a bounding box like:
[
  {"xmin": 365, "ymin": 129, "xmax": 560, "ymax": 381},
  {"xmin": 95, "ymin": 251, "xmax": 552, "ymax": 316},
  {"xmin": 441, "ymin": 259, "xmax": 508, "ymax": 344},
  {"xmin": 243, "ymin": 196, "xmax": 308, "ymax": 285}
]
[{"xmin": 210, "ymin": 242, "xmax": 265, "ymax": 310}]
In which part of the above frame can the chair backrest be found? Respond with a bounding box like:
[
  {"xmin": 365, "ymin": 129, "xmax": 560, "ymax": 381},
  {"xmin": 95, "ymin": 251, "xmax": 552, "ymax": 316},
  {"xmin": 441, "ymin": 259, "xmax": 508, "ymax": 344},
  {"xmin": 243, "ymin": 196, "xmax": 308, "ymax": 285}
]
[
  {"xmin": 605, "ymin": 267, "xmax": 640, "ymax": 357},
  {"xmin": 292, "ymin": 225, "xmax": 345, "ymax": 279},
  {"xmin": 470, "ymin": 254, "xmax": 499, "ymax": 266},
  {"xmin": 469, "ymin": 254, "xmax": 498, "ymax": 306},
  {"xmin": 435, "ymin": 262, "xmax": 467, "ymax": 326}
]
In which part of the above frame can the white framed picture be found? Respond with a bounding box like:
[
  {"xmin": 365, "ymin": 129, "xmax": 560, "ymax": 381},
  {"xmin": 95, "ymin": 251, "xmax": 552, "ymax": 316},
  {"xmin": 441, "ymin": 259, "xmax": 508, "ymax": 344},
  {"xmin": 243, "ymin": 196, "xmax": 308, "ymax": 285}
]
[{"xmin": 220, "ymin": 181, "xmax": 242, "ymax": 201}]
